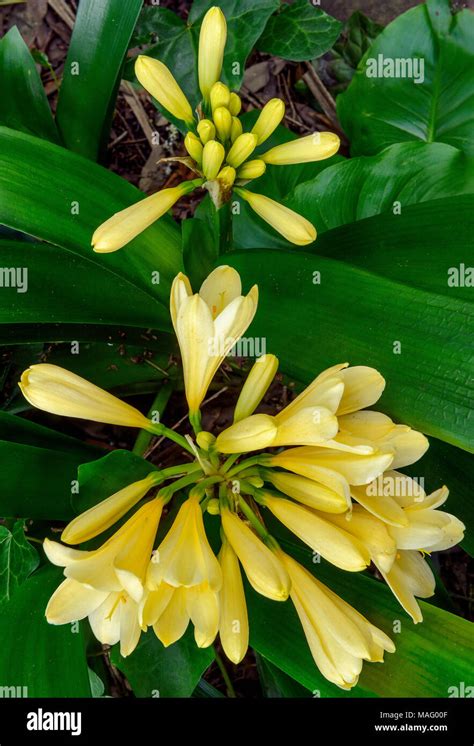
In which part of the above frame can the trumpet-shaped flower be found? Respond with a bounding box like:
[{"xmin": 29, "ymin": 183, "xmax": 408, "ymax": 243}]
[
  {"xmin": 218, "ymin": 539, "xmax": 249, "ymax": 663},
  {"xmin": 263, "ymin": 470, "xmax": 349, "ymax": 513},
  {"xmin": 135, "ymin": 55, "xmax": 194, "ymax": 126},
  {"xmin": 235, "ymin": 189, "xmax": 316, "ymax": 245},
  {"xmin": 20, "ymin": 364, "xmax": 152, "ymax": 429},
  {"xmin": 147, "ymin": 493, "xmax": 222, "ymax": 591},
  {"xmin": 45, "ymin": 498, "xmax": 163, "ymax": 603},
  {"xmin": 170, "ymin": 266, "xmax": 258, "ymax": 413},
  {"xmin": 198, "ymin": 7, "xmax": 227, "ymax": 101},
  {"xmin": 279, "ymin": 552, "xmax": 395, "ymax": 690},
  {"xmin": 261, "ymin": 131, "xmax": 340, "ymax": 165},
  {"xmin": 221, "ymin": 506, "xmax": 290, "ymax": 601},
  {"xmin": 202, "ymin": 140, "xmax": 226, "ymax": 179},
  {"xmin": 92, "ymin": 181, "xmax": 201, "ymax": 253},
  {"xmin": 46, "ymin": 579, "xmax": 141, "ymax": 657}
]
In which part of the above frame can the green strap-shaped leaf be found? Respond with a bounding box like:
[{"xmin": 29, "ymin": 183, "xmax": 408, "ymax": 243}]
[
  {"xmin": 224, "ymin": 233, "xmax": 473, "ymax": 450},
  {"xmin": 0, "ymin": 412, "xmax": 100, "ymax": 520},
  {"xmin": 0, "ymin": 26, "xmax": 59, "ymax": 143},
  {"xmin": 0, "ymin": 565, "xmax": 92, "ymax": 697},
  {"xmin": 257, "ymin": 0, "xmax": 342, "ymax": 62},
  {"xmin": 56, "ymin": 0, "xmax": 143, "ymax": 160},
  {"xmin": 0, "ymin": 520, "xmax": 39, "ymax": 603},
  {"xmin": 111, "ymin": 627, "xmax": 214, "ymax": 698},
  {"xmin": 337, "ymin": 0, "xmax": 474, "ymax": 156},
  {"xmin": 0, "ymin": 127, "xmax": 182, "ymax": 327}
]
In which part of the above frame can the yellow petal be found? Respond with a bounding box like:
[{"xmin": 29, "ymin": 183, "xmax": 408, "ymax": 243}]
[
  {"xmin": 139, "ymin": 584, "xmax": 174, "ymax": 627},
  {"xmin": 263, "ymin": 496, "xmax": 370, "ymax": 571},
  {"xmin": 20, "ymin": 364, "xmax": 151, "ymax": 428},
  {"xmin": 213, "ymin": 106, "xmax": 232, "ymax": 141},
  {"xmin": 337, "ymin": 367, "xmax": 386, "ymax": 415},
  {"xmin": 251, "ymin": 99, "xmax": 285, "ymax": 145},
  {"xmin": 199, "ymin": 265, "xmax": 242, "ymax": 313},
  {"xmin": 381, "ymin": 551, "xmax": 435, "ymax": 623},
  {"xmin": 272, "ymin": 406, "xmax": 338, "ymax": 447},
  {"xmin": 45, "ymin": 578, "xmax": 107, "ymax": 624},
  {"xmin": 234, "ymin": 354, "xmax": 279, "ymax": 422},
  {"xmin": 88, "ymin": 592, "xmax": 122, "ymax": 645},
  {"xmin": 389, "ymin": 509, "xmax": 465, "ymax": 551},
  {"xmin": 216, "ymin": 413, "xmax": 277, "ymax": 453},
  {"xmin": 276, "ymin": 370, "xmax": 345, "ymax": 421},
  {"xmin": 325, "ymin": 506, "xmax": 397, "ymax": 573},
  {"xmin": 221, "ymin": 507, "xmax": 290, "ymax": 601},
  {"xmin": 184, "ymin": 131, "xmax": 203, "ymax": 165},
  {"xmin": 351, "ymin": 478, "xmax": 410, "ymax": 527},
  {"xmin": 270, "ymin": 451, "xmax": 351, "ymax": 504},
  {"xmin": 272, "ymin": 445, "xmax": 393, "ymax": 486},
  {"xmin": 62, "ymin": 473, "xmax": 159, "ymax": 544},
  {"xmin": 236, "ymin": 189, "xmax": 316, "ymax": 245},
  {"xmin": 153, "ymin": 587, "xmax": 190, "ymax": 646},
  {"xmin": 135, "ymin": 55, "xmax": 194, "ymax": 124},
  {"xmin": 219, "ymin": 540, "xmax": 249, "ymax": 663},
  {"xmin": 218, "ymin": 165, "xmax": 236, "ymax": 188},
  {"xmin": 119, "ymin": 595, "xmax": 142, "ymax": 657},
  {"xmin": 265, "ymin": 470, "xmax": 348, "ymax": 513},
  {"xmin": 228, "ymin": 92, "xmax": 242, "ymax": 116},
  {"xmin": 186, "ymin": 584, "xmax": 220, "ymax": 648},
  {"xmin": 230, "ymin": 116, "xmax": 243, "ymax": 143},
  {"xmin": 198, "ymin": 7, "xmax": 227, "ymax": 101}
]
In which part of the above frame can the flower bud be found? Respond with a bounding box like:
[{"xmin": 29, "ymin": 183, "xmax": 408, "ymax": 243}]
[
  {"xmin": 261, "ymin": 131, "xmax": 340, "ymax": 165},
  {"xmin": 217, "ymin": 165, "xmax": 236, "ymax": 188},
  {"xmin": 226, "ymin": 133, "xmax": 258, "ymax": 168},
  {"xmin": 197, "ymin": 119, "xmax": 216, "ymax": 144},
  {"xmin": 230, "ymin": 116, "xmax": 243, "ymax": 143},
  {"xmin": 198, "ymin": 7, "xmax": 227, "ymax": 101},
  {"xmin": 184, "ymin": 132, "xmax": 203, "ymax": 166},
  {"xmin": 135, "ymin": 55, "xmax": 194, "ymax": 126},
  {"xmin": 237, "ymin": 159, "xmax": 266, "ymax": 181},
  {"xmin": 235, "ymin": 189, "xmax": 316, "ymax": 246},
  {"xmin": 202, "ymin": 140, "xmax": 225, "ymax": 180},
  {"xmin": 234, "ymin": 354, "xmax": 278, "ymax": 422},
  {"xmin": 228, "ymin": 92, "xmax": 242, "ymax": 116},
  {"xmin": 213, "ymin": 106, "xmax": 232, "ymax": 141},
  {"xmin": 210, "ymin": 81, "xmax": 231, "ymax": 112},
  {"xmin": 251, "ymin": 98, "xmax": 285, "ymax": 144}
]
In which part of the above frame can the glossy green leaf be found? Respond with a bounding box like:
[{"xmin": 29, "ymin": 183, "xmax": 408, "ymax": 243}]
[
  {"xmin": 0, "ymin": 240, "xmax": 175, "ymax": 332},
  {"xmin": 337, "ymin": 0, "xmax": 474, "ymax": 156},
  {"xmin": 56, "ymin": 0, "xmax": 143, "ymax": 160},
  {"xmin": 182, "ymin": 213, "xmax": 218, "ymax": 289},
  {"xmin": 285, "ymin": 142, "xmax": 474, "ymax": 234},
  {"xmin": 248, "ymin": 532, "xmax": 474, "ymax": 697},
  {"xmin": 224, "ymin": 210, "xmax": 473, "ymax": 450},
  {"xmin": 75, "ymin": 449, "xmax": 158, "ymax": 515},
  {"xmin": 0, "ymin": 26, "xmax": 59, "ymax": 143},
  {"xmin": 257, "ymin": 0, "xmax": 342, "ymax": 62},
  {"xmin": 0, "ymin": 520, "xmax": 39, "ymax": 603},
  {"xmin": 0, "ymin": 412, "xmax": 100, "ymax": 520},
  {"xmin": 0, "ymin": 565, "xmax": 92, "ymax": 697},
  {"xmin": 111, "ymin": 626, "xmax": 213, "ymax": 697},
  {"xmin": 256, "ymin": 653, "xmax": 311, "ymax": 697},
  {"xmin": 0, "ymin": 127, "xmax": 182, "ymax": 328}
]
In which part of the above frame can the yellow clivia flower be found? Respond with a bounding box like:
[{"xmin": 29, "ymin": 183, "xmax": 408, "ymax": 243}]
[
  {"xmin": 198, "ymin": 6, "xmax": 227, "ymax": 102},
  {"xmin": 197, "ymin": 118, "xmax": 216, "ymax": 144},
  {"xmin": 202, "ymin": 140, "xmax": 226, "ymax": 179},
  {"xmin": 92, "ymin": 180, "xmax": 202, "ymax": 253},
  {"xmin": 184, "ymin": 131, "xmax": 203, "ymax": 166},
  {"xmin": 279, "ymin": 551, "xmax": 395, "ymax": 690},
  {"xmin": 170, "ymin": 266, "xmax": 258, "ymax": 414},
  {"xmin": 261, "ymin": 131, "xmax": 340, "ymax": 165},
  {"xmin": 235, "ymin": 189, "xmax": 316, "ymax": 245},
  {"xmin": 210, "ymin": 81, "xmax": 231, "ymax": 111},
  {"xmin": 237, "ymin": 159, "xmax": 266, "ymax": 181},
  {"xmin": 213, "ymin": 106, "xmax": 233, "ymax": 141},
  {"xmin": 19, "ymin": 364, "xmax": 152, "ymax": 429},
  {"xmin": 226, "ymin": 133, "xmax": 258, "ymax": 168},
  {"xmin": 228, "ymin": 92, "xmax": 242, "ymax": 116},
  {"xmin": 135, "ymin": 55, "xmax": 194, "ymax": 126}
]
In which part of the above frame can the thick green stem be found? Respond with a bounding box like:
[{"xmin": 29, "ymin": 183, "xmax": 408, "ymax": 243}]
[
  {"xmin": 132, "ymin": 382, "xmax": 174, "ymax": 456},
  {"xmin": 147, "ymin": 422, "xmax": 195, "ymax": 456},
  {"xmin": 212, "ymin": 200, "xmax": 233, "ymax": 254},
  {"xmin": 226, "ymin": 454, "xmax": 272, "ymax": 477}
]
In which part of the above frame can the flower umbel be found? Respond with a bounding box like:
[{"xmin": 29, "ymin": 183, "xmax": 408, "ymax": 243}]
[
  {"xmin": 22, "ymin": 265, "xmax": 464, "ymax": 689},
  {"xmin": 91, "ymin": 6, "xmax": 340, "ymax": 252}
]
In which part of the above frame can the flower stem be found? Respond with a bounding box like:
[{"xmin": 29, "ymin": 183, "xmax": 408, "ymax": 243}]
[
  {"xmin": 226, "ymin": 454, "xmax": 272, "ymax": 477},
  {"xmin": 213, "ymin": 646, "xmax": 237, "ymax": 698},
  {"xmin": 132, "ymin": 382, "xmax": 174, "ymax": 456}
]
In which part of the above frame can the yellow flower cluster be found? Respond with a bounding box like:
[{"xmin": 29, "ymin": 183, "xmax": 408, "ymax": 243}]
[
  {"xmin": 19, "ymin": 266, "xmax": 464, "ymax": 690},
  {"xmin": 91, "ymin": 7, "xmax": 340, "ymax": 253}
]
